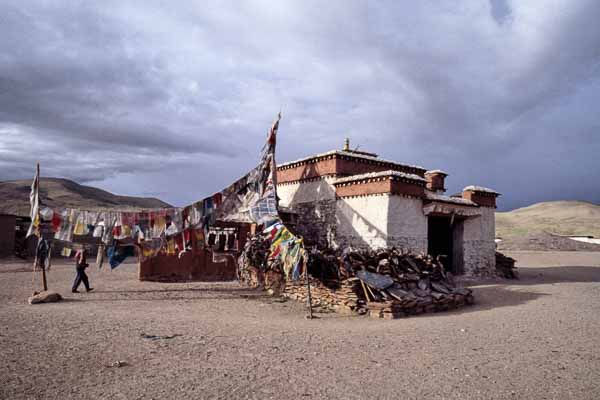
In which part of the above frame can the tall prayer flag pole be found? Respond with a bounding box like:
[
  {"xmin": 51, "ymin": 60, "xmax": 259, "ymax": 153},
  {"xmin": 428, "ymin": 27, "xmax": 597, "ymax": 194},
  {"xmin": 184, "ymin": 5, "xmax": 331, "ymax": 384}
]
[
  {"xmin": 27, "ymin": 163, "xmax": 40, "ymax": 238},
  {"xmin": 28, "ymin": 163, "xmax": 48, "ymax": 292}
]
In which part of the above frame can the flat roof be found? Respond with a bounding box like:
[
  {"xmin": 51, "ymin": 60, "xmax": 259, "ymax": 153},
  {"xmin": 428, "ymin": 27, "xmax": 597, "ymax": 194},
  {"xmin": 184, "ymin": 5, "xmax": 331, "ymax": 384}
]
[
  {"xmin": 463, "ymin": 185, "xmax": 500, "ymax": 195},
  {"xmin": 424, "ymin": 191, "xmax": 478, "ymax": 206},
  {"xmin": 334, "ymin": 170, "xmax": 427, "ymax": 185},
  {"xmin": 278, "ymin": 150, "xmax": 426, "ymax": 172}
]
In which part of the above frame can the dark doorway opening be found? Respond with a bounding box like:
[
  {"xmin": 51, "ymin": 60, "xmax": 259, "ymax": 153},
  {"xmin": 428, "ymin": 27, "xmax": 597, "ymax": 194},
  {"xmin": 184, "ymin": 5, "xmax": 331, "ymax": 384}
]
[{"xmin": 427, "ymin": 216, "xmax": 464, "ymax": 275}]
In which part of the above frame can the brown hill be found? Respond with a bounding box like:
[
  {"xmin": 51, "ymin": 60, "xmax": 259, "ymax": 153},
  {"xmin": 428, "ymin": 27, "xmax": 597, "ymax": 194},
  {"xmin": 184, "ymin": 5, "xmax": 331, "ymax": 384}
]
[
  {"xmin": 496, "ymin": 200, "xmax": 600, "ymax": 251},
  {"xmin": 0, "ymin": 178, "xmax": 172, "ymax": 216}
]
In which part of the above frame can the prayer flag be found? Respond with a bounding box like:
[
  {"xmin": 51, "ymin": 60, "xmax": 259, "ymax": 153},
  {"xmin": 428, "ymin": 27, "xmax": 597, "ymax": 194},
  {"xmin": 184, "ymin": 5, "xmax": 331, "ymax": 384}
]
[{"xmin": 26, "ymin": 163, "xmax": 40, "ymax": 238}]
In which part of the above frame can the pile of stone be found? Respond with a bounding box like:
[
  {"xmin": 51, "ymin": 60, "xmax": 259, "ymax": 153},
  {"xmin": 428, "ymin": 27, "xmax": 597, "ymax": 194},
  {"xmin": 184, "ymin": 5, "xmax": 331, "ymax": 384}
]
[
  {"xmin": 495, "ymin": 251, "xmax": 518, "ymax": 279},
  {"xmin": 280, "ymin": 248, "xmax": 474, "ymax": 318},
  {"xmin": 283, "ymin": 278, "xmax": 364, "ymax": 314}
]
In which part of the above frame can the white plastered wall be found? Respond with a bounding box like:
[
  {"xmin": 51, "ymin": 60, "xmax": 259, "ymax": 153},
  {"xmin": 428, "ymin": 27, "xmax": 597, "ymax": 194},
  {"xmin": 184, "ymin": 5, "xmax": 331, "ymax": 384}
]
[
  {"xmin": 461, "ymin": 207, "xmax": 496, "ymax": 275},
  {"xmin": 334, "ymin": 194, "xmax": 427, "ymax": 252},
  {"xmin": 277, "ymin": 177, "xmax": 336, "ymax": 207},
  {"xmin": 386, "ymin": 196, "xmax": 428, "ymax": 253},
  {"xmin": 334, "ymin": 195, "xmax": 389, "ymax": 249}
]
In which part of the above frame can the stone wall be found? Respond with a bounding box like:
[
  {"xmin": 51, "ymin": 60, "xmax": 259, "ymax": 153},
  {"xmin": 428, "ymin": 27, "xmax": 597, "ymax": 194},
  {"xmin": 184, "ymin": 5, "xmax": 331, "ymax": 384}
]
[
  {"xmin": 292, "ymin": 200, "xmax": 337, "ymax": 247},
  {"xmin": 462, "ymin": 207, "xmax": 496, "ymax": 275},
  {"xmin": 277, "ymin": 177, "xmax": 337, "ymax": 248}
]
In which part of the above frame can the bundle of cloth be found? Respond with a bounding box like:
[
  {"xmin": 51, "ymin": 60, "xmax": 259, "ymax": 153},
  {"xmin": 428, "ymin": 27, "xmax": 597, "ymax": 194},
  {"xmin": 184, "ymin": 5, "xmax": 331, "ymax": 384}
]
[{"xmin": 238, "ymin": 220, "xmax": 307, "ymax": 283}]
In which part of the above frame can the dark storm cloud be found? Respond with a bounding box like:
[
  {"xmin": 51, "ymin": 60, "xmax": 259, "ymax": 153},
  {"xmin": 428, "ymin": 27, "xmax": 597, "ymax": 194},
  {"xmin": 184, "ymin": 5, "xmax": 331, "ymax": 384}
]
[{"xmin": 1, "ymin": 0, "xmax": 599, "ymax": 209}]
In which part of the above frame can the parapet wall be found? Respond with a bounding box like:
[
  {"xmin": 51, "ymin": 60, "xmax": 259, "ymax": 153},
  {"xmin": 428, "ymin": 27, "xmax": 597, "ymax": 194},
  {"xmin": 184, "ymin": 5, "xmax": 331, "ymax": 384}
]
[{"xmin": 276, "ymin": 151, "xmax": 426, "ymax": 184}]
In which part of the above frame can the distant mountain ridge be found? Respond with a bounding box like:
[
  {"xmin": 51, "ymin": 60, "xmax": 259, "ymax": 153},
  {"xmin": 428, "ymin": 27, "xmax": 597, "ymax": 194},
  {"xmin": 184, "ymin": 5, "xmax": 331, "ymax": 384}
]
[
  {"xmin": 0, "ymin": 178, "xmax": 172, "ymax": 216},
  {"xmin": 496, "ymin": 200, "xmax": 600, "ymax": 251}
]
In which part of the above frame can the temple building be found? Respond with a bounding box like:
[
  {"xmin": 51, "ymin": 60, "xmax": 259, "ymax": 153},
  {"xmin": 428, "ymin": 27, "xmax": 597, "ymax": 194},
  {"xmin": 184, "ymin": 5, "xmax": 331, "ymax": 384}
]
[{"xmin": 276, "ymin": 140, "xmax": 500, "ymax": 276}]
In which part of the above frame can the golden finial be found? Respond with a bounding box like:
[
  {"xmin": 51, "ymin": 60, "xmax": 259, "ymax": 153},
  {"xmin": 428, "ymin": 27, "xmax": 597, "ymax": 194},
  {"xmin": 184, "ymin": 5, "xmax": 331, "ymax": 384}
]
[{"xmin": 343, "ymin": 137, "xmax": 350, "ymax": 151}]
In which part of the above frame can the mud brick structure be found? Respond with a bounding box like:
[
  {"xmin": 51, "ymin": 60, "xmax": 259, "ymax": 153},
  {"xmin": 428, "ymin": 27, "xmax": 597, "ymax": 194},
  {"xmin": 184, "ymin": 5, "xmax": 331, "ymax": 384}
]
[
  {"xmin": 139, "ymin": 222, "xmax": 252, "ymax": 282},
  {"xmin": 0, "ymin": 214, "xmax": 16, "ymax": 257},
  {"xmin": 276, "ymin": 141, "xmax": 500, "ymax": 276}
]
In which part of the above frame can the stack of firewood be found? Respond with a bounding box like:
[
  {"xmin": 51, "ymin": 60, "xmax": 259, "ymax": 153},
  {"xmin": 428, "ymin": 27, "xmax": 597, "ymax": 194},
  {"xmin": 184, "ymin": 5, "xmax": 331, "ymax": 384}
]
[
  {"xmin": 281, "ymin": 248, "xmax": 474, "ymax": 318},
  {"xmin": 238, "ymin": 234, "xmax": 476, "ymax": 318},
  {"xmin": 366, "ymin": 288, "xmax": 474, "ymax": 319},
  {"xmin": 283, "ymin": 278, "xmax": 365, "ymax": 314},
  {"xmin": 495, "ymin": 251, "xmax": 518, "ymax": 279}
]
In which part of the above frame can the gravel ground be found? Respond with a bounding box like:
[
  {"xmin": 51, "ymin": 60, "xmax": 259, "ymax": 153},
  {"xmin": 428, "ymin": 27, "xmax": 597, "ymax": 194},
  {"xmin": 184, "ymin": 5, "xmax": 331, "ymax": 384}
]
[{"xmin": 1, "ymin": 251, "xmax": 599, "ymax": 400}]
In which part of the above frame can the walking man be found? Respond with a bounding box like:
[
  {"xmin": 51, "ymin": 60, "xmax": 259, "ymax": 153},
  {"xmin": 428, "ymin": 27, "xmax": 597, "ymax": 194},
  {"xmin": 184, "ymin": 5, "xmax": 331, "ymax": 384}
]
[{"xmin": 72, "ymin": 248, "xmax": 93, "ymax": 293}]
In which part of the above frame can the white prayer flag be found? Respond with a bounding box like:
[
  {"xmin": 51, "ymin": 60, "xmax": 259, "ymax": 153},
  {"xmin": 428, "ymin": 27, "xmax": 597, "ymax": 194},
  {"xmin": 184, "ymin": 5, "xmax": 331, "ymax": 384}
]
[{"xmin": 26, "ymin": 163, "xmax": 40, "ymax": 238}]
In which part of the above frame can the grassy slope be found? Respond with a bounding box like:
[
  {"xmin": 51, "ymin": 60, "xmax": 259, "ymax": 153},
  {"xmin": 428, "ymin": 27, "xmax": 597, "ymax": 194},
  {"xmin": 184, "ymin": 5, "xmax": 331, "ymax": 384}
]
[{"xmin": 496, "ymin": 200, "xmax": 600, "ymax": 239}]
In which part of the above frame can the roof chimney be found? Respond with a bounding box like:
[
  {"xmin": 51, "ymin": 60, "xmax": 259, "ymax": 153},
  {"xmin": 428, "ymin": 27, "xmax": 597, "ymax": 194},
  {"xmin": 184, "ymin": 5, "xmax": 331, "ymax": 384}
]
[
  {"xmin": 425, "ymin": 170, "xmax": 447, "ymax": 193},
  {"xmin": 462, "ymin": 186, "xmax": 500, "ymax": 208}
]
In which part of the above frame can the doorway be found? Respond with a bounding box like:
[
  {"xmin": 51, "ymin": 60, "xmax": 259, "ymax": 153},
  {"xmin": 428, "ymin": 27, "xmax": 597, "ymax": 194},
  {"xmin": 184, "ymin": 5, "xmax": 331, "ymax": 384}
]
[{"xmin": 427, "ymin": 216, "xmax": 464, "ymax": 275}]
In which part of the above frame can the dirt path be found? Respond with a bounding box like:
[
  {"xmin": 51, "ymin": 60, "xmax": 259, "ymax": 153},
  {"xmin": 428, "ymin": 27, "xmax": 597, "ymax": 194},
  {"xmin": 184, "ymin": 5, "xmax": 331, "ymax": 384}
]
[{"xmin": 1, "ymin": 252, "xmax": 600, "ymax": 399}]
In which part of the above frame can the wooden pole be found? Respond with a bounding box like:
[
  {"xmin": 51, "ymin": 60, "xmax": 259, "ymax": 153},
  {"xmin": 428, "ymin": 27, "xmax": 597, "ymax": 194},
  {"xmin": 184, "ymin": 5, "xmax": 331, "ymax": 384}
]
[
  {"xmin": 360, "ymin": 280, "xmax": 371, "ymax": 303},
  {"xmin": 36, "ymin": 163, "xmax": 47, "ymax": 292},
  {"xmin": 31, "ymin": 242, "xmax": 38, "ymax": 292},
  {"xmin": 304, "ymin": 253, "xmax": 313, "ymax": 319},
  {"xmin": 41, "ymin": 258, "xmax": 48, "ymax": 291}
]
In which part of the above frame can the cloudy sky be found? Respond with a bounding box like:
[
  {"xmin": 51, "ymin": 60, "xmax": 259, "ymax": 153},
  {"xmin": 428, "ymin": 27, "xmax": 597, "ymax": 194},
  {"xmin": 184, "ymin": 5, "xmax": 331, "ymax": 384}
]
[{"xmin": 1, "ymin": 0, "xmax": 599, "ymax": 211}]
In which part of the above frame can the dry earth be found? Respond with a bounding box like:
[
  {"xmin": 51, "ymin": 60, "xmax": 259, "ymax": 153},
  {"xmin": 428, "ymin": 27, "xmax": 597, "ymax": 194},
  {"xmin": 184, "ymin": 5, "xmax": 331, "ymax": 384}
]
[{"xmin": 1, "ymin": 251, "xmax": 600, "ymax": 400}]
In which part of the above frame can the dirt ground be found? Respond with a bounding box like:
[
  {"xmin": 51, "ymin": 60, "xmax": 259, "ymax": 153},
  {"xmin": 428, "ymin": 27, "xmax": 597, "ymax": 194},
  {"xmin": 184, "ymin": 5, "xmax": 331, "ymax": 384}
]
[{"xmin": 1, "ymin": 251, "xmax": 599, "ymax": 400}]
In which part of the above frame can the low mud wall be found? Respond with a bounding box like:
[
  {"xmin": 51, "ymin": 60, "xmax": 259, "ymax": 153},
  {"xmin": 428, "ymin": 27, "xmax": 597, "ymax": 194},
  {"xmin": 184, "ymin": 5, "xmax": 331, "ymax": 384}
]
[{"xmin": 139, "ymin": 250, "xmax": 237, "ymax": 282}]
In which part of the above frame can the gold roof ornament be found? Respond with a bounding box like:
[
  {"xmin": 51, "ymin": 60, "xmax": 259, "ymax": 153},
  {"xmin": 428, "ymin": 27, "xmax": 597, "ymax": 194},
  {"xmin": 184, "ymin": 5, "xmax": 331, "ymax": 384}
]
[{"xmin": 343, "ymin": 137, "xmax": 350, "ymax": 151}]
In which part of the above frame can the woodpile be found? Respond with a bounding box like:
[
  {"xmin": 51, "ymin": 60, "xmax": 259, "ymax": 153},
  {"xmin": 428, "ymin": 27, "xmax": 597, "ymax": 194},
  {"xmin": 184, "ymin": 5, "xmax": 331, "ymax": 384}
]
[
  {"xmin": 495, "ymin": 251, "xmax": 518, "ymax": 279},
  {"xmin": 238, "ymin": 234, "xmax": 475, "ymax": 319},
  {"xmin": 366, "ymin": 288, "xmax": 473, "ymax": 319},
  {"xmin": 283, "ymin": 247, "xmax": 474, "ymax": 318}
]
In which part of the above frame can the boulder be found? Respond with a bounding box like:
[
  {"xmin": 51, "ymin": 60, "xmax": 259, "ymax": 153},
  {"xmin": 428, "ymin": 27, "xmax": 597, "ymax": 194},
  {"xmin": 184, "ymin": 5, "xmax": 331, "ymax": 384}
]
[{"xmin": 28, "ymin": 291, "xmax": 63, "ymax": 305}]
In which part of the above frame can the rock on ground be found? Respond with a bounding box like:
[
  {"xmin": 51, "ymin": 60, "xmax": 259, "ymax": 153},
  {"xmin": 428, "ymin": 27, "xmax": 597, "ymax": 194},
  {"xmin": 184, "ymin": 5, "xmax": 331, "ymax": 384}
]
[{"xmin": 28, "ymin": 291, "xmax": 63, "ymax": 305}]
